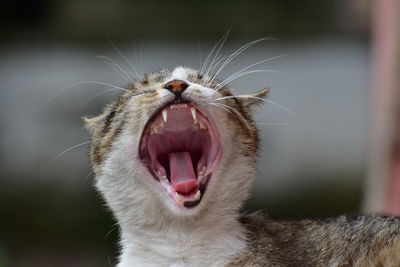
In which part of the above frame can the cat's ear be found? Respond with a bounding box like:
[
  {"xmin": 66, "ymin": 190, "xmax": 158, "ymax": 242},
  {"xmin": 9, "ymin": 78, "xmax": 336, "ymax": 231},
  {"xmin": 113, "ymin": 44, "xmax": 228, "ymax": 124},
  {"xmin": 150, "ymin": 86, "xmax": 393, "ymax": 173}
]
[
  {"xmin": 82, "ymin": 115, "xmax": 104, "ymax": 136},
  {"xmin": 242, "ymin": 88, "xmax": 270, "ymax": 113}
]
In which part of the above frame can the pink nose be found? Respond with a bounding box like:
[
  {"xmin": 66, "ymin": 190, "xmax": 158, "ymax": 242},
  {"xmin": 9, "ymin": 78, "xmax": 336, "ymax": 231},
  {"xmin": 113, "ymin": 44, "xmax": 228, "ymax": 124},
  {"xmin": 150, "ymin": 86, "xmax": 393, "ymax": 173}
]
[{"xmin": 164, "ymin": 80, "xmax": 189, "ymax": 94}]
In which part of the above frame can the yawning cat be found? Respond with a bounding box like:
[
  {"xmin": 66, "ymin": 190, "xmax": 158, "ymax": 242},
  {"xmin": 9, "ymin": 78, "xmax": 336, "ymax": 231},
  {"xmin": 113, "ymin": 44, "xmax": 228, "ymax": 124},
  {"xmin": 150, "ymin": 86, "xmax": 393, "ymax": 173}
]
[{"xmin": 84, "ymin": 66, "xmax": 400, "ymax": 266}]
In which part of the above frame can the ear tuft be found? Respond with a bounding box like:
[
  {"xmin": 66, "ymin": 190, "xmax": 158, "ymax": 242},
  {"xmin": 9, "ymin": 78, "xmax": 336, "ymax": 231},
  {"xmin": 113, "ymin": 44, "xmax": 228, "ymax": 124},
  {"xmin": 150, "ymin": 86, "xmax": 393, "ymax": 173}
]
[
  {"xmin": 82, "ymin": 115, "xmax": 103, "ymax": 136},
  {"xmin": 242, "ymin": 88, "xmax": 270, "ymax": 112}
]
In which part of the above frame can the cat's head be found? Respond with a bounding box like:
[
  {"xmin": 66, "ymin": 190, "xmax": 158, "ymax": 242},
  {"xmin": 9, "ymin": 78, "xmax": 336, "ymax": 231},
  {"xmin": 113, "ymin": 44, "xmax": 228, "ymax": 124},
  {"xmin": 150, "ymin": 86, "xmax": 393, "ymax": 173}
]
[{"xmin": 84, "ymin": 66, "xmax": 268, "ymax": 222}]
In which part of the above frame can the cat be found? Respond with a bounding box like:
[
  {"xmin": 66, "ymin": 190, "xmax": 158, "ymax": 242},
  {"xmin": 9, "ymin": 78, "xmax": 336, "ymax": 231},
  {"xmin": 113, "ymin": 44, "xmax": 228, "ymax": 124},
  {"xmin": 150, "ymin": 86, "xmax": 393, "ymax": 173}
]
[{"xmin": 84, "ymin": 66, "xmax": 400, "ymax": 266}]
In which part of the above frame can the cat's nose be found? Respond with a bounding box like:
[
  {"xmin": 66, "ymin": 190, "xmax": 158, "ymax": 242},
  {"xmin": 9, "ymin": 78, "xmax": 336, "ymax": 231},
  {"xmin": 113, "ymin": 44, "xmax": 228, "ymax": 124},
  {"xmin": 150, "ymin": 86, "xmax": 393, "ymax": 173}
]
[{"xmin": 164, "ymin": 80, "xmax": 189, "ymax": 100}]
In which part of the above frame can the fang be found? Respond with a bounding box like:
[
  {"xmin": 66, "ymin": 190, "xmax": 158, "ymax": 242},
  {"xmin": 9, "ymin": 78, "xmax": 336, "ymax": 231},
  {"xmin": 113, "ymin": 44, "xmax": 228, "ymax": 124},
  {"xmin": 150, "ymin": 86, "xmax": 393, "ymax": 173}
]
[
  {"xmin": 191, "ymin": 107, "xmax": 197, "ymax": 121},
  {"xmin": 162, "ymin": 110, "xmax": 168, "ymax": 122}
]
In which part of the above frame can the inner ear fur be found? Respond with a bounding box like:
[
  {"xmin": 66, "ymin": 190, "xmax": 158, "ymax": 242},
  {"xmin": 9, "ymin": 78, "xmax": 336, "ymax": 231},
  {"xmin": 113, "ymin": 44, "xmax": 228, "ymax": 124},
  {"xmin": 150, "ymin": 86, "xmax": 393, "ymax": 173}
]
[
  {"xmin": 242, "ymin": 88, "xmax": 270, "ymax": 112},
  {"xmin": 82, "ymin": 114, "xmax": 105, "ymax": 136}
]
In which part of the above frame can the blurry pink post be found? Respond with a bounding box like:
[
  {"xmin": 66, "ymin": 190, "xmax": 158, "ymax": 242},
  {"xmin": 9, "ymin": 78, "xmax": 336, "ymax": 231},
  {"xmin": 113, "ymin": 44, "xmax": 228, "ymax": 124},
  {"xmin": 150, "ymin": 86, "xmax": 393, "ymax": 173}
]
[{"xmin": 364, "ymin": 0, "xmax": 400, "ymax": 215}]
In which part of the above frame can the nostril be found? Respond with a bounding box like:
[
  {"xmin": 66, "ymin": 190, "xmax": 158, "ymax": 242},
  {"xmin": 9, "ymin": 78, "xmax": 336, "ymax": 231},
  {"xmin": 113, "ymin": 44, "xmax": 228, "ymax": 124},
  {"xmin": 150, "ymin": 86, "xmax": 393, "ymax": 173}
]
[{"xmin": 164, "ymin": 80, "xmax": 189, "ymax": 94}]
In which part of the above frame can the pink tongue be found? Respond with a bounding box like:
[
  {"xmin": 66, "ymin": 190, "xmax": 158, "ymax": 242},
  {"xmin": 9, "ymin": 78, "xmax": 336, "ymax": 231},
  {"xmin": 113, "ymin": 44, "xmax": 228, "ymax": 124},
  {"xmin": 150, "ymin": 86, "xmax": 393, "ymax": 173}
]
[{"xmin": 168, "ymin": 152, "xmax": 198, "ymax": 195}]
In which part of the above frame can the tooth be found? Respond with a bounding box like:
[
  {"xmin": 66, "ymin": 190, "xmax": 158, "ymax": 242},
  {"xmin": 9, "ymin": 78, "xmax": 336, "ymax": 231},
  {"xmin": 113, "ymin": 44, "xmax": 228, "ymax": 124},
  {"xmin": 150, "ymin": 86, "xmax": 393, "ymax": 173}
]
[
  {"xmin": 191, "ymin": 107, "xmax": 197, "ymax": 121},
  {"xmin": 199, "ymin": 120, "xmax": 207, "ymax": 129},
  {"xmin": 156, "ymin": 170, "xmax": 164, "ymax": 179},
  {"xmin": 193, "ymin": 190, "xmax": 201, "ymax": 201},
  {"xmin": 151, "ymin": 126, "xmax": 158, "ymax": 134},
  {"xmin": 162, "ymin": 110, "xmax": 168, "ymax": 122},
  {"xmin": 199, "ymin": 166, "xmax": 206, "ymax": 176},
  {"xmin": 175, "ymin": 192, "xmax": 183, "ymax": 202}
]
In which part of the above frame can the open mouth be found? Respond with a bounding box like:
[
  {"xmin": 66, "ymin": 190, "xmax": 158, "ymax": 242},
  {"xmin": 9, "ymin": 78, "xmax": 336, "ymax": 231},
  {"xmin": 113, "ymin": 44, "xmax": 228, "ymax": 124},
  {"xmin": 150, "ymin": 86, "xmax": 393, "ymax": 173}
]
[{"xmin": 139, "ymin": 103, "xmax": 222, "ymax": 208}]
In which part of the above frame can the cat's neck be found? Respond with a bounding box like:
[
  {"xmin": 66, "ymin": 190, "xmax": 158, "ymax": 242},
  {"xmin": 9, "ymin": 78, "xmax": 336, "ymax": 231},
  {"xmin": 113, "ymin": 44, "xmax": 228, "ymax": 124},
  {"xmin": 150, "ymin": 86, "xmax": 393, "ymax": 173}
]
[{"xmin": 117, "ymin": 206, "xmax": 246, "ymax": 266}]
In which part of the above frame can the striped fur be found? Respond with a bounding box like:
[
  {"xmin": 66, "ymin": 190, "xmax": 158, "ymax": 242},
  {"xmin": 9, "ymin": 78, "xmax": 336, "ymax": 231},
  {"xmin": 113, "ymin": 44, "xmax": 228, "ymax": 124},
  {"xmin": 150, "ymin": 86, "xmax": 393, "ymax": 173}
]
[{"xmin": 84, "ymin": 67, "xmax": 400, "ymax": 266}]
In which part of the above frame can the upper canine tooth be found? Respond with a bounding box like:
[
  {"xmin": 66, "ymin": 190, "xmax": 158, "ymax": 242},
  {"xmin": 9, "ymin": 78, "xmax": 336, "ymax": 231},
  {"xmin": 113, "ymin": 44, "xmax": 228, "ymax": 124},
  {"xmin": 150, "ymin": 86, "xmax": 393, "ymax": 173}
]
[
  {"xmin": 162, "ymin": 110, "xmax": 168, "ymax": 122},
  {"xmin": 191, "ymin": 107, "xmax": 197, "ymax": 121}
]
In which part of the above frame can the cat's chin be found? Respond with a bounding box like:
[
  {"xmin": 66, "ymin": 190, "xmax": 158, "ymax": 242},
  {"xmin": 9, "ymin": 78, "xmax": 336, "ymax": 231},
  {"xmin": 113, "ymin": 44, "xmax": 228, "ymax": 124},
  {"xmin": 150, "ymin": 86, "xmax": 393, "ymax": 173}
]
[{"xmin": 139, "ymin": 102, "xmax": 222, "ymax": 210}]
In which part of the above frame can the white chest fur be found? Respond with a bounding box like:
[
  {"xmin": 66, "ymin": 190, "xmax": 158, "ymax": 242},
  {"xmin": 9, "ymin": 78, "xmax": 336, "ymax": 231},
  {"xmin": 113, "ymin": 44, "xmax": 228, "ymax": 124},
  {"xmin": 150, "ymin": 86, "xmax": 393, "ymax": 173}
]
[{"xmin": 117, "ymin": 216, "xmax": 246, "ymax": 266}]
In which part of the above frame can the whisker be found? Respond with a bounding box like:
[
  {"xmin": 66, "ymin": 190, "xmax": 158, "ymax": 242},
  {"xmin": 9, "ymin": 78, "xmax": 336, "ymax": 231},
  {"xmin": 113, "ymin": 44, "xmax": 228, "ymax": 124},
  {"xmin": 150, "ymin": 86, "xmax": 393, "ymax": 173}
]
[
  {"xmin": 107, "ymin": 37, "xmax": 144, "ymax": 82},
  {"xmin": 255, "ymin": 122, "xmax": 292, "ymax": 126},
  {"xmin": 204, "ymin": 28, "xmax": 231, "ymax": 77},
  {"xmin": 139, "ymin": 34, "xmax": 148, "ymax": 79},
  {"xmin": 207, "ymin": 102, "xmax": 253, "ymax": 135},
  {"xmin": 105, "ymin": 223, "xmax": 119, "ymax": 238},
  {"xmin": 86, "ymin": 88, "xmax": 121, "ymax": 103},
  {"xmin": 50, "ymin": 139, "xmax": 99, "ymax": 165},
  {"xmin": 46, "ymin": 80, "xmax": 133, "ymax": 103},
  {"xmin": 205, "ymin": 55, "xmax": 225, "ymax": 80},
  {"xmin": 214, "ymin": 69, "xmax": 288, "ymax": 91},
  {"xmin": 130, "ymin": 38, "xmax": 146, "ymax": 82},
  {"xmin": 86, "ymin": 169, "xmax": 96, "ymax": 181},
  {"xmin": 214, "ymin": 95, "xmax": 296, "ymax": 116},
  {"xmin": 197, "ymin": 38, "xmax": 202, "ymax": 71},
  {"xmin": 86, "ymin": 88, "xmax": 143, "ymax": 103},
  {"xmin": 210, "ymin": 37, "xmax": 277, "ymax": 83},
  {"xmin": 201, "ymin": 28, "xmax": 231, "ymax": 76},
  {"xmin": 213, "ymin": 54, "xmax": 287, "ymax": 87},
  {"xmin": 97, "ymin": 55, "xmax": 135, "ymax": 84}
]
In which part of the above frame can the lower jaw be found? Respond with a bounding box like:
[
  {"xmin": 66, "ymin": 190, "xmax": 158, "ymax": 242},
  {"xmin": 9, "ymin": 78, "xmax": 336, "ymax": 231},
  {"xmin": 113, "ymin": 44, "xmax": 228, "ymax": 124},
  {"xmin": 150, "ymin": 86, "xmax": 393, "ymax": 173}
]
[{"xmin": 158, "ymin": 173, "xmax": 212, "ymax": 209}]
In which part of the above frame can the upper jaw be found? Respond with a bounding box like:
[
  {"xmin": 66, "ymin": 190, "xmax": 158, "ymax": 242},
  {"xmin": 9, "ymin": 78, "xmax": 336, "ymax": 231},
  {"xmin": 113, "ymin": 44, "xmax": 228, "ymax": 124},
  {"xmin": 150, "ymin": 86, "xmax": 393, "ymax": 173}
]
[{"xmin": 139, "ymin": 101, "xmax": 222, "ymax": 210}]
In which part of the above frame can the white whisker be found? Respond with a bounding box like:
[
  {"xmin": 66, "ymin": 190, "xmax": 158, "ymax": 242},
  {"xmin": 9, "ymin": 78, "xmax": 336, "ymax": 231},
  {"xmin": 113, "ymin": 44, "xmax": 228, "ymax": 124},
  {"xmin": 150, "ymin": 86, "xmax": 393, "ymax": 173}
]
[
  {"xmin": 86, "ymin": 88, "xmax": 143, "ymax": 103},
  {"xmin": 214, "ymin": 69, "xmax": 287, "ymax": 91},
  {"xmin": 214, "ymin": 54, "xmax": 287, "ymax": 86},
  {"xmin": 97, "ymin": 55, "xmax": 135, "ymax": 84},
  {"xmin": 210, "ymin": 37, "xmax": 277, "ymax": 83},
  {"xmin": 105, "ymin": 223, "xmax": 119, "ymax": 238},
  {"xmin": 201, "ymin": 28, "xmax": 231, "ymax": 76},
  {"xmin": 197, "ymin": 38, "xmax": 203, "ymax": 71},
  {"xmin": 207, "ymin": 102, "xmax": 253, "ymax": 135},
  {"xmin": 50, "ymin": 139, "xmax": 99, "ymax": 165},
  {"xmin": 107, "ymin": 38, "xmax": 144, "ymax": 82},
  {"xmin": 255, "ymin": 122, "xmax": 292, "ymax": 126},
  {"xmin": 47, "ymin": 81, "xmax": 133, "ymax": 103},
  {"xmin": 214, "ymin": 95, "xmax": 296, "ymax": 116},
  {"xmin": 205, "ymin": 29, "xmax": 230, "ymax": 77},
  {"xmin": 130, "ymin": 38, "xmax": 146, "ymax": 82},
  {"xmin": 138, "ymin": 34, "xmax": 148, "ymax": 79}
]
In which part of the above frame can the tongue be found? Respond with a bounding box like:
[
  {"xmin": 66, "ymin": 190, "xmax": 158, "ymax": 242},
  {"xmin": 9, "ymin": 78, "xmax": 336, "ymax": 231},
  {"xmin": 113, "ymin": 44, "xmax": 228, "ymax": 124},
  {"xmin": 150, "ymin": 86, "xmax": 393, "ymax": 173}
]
[{"xmin": 168, "ymin": 152, "xmax": 198, "ymax": 195}]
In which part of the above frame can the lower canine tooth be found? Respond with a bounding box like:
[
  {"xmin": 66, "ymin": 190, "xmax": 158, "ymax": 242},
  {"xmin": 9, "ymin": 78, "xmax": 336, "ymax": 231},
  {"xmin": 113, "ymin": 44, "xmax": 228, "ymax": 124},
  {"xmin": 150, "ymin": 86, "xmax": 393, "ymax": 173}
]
[
  {"xmin": 175, "ymin": 193, "xmax": 183, "ymax": 202},
  {"xmin": 199, "ymin": 166, "xmax": 206, "ymax": 176},
  {"xmin": 193, "ymin": 190, "xmax": 201, "ymax": 201}
]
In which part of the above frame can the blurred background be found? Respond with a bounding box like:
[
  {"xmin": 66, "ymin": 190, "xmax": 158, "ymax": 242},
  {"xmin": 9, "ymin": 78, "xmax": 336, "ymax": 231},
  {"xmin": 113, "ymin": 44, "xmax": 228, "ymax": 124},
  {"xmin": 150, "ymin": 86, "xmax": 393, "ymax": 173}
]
[{"xmin": 1, "ymin": 0, "xmax": 399, "ymax": 266}]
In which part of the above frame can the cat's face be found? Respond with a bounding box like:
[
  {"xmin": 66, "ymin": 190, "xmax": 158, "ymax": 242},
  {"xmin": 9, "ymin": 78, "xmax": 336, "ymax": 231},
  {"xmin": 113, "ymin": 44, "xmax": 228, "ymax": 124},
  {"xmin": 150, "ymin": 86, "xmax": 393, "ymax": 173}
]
[{"xmin": 84, "ymin": 67, "xmax": 267, "ymax": 219}]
